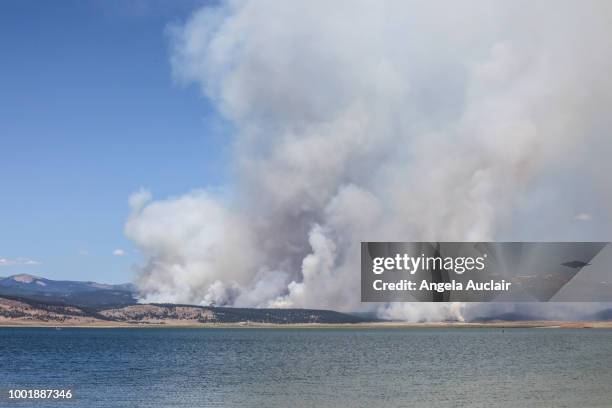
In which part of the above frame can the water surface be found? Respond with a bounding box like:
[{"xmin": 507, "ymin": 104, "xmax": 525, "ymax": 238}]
[{"xmin": 1, "ymin": 327, "xmax": 611, "ymax": 407}]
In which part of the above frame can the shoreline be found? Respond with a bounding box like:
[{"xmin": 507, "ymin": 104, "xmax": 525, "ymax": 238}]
[{"xmin": 2, "ymin": 320, "xmax": 612, "ymax": 329}]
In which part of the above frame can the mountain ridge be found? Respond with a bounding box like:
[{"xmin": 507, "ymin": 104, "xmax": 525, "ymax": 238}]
[
  {"xmin": 0, "ymin": 273, "xmax": 137, "ymax": 308},
  {"xmin": 0, "ymin": 294, "xmax": 377, "ymax": 325},
  {"xmin": 0, "ymin": 274, "xmax": 378, "ymax": 324}
]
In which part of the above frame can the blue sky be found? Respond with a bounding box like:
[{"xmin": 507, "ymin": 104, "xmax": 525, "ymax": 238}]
[{"xmin": 0, "ymin": 0, "xmax": 226, "ymax": 283}]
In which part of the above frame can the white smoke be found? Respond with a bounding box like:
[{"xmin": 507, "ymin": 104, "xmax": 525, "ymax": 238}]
[{"xmin": 126, "ymin": 0, "xmax": 612, "ymax": 321}]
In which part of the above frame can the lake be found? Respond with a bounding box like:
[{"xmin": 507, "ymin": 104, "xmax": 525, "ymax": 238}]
[{"xmin": 1, "ymin": 327, "xmax": 612, "ymax": 407}]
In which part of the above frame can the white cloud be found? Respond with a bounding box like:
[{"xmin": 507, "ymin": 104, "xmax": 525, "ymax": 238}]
[
  {"xmin": 128, "ymin": 188, "xmax": 152, "ymax": 212},
  {"xmin": 0, "ymin": 257, "xmax": 41, "ymax": 267},
  {"xmin": 575, "ymin": 213, "xmax": 593, "ymax": 221},
  {"xmin": 126, "ymin": 0, "xmax": 612, "ymax": 321},
  {"xmin": 113, "ymin": 248, "xmax": 126, "ymax": 256}
]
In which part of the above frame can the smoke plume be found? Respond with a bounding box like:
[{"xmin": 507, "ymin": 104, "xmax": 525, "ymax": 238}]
[{"xmin": 126, "ymin": 0, "xmax": 612, "ymax": 321}]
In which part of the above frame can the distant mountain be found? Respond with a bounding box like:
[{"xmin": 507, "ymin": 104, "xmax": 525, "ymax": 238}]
[
  {"xmin": 0, "ymin": 296, "xmax": 378, "ymax": 325},
  {"xmin": 100, "ymin": 304, "xmax": 374, "ymax": 324},
  {"xmin": 593, "ymin": 309, "xmax": 612, "ymax": 321},
  {"xmin": 0, "ymin": 274, "xmax": 379, "ymax": 325},
  {"xmin": 0, "ymin": 274, "xmax": 137, "ymax": 308}
]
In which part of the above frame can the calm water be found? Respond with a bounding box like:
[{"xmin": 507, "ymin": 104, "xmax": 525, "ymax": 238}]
[{"xmin": 1, "ymin": 328, "xmax": 612, "ymax": 408}]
